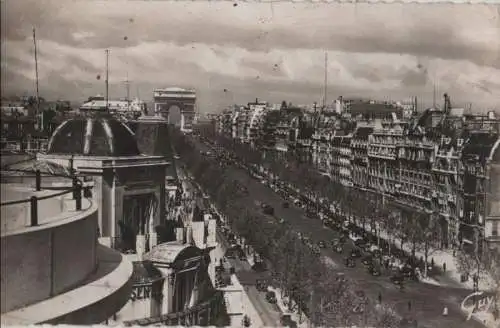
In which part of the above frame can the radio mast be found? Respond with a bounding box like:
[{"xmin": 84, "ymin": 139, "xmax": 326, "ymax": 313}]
[
  {"xmin": 33, "ymin": 27, "xmax": 41, "ymax": 130},
  {"xmin": 105, "ymin": 49, "xmax": 110, "ymax": 112},
  {"xmin": 323, "ymin": 52, "xmax": 328, "ymax": 110}
]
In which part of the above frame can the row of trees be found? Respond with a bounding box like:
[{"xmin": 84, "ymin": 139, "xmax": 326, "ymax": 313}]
[
  {"xmin": 206, "ymin": 131, "xmax": 500, "ymax": 284},
  {"xmin": 170, "ymin": 128, "xmax": 401, "ymax": 327}
]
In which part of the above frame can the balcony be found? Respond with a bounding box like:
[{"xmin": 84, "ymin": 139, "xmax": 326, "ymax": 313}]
[
  {"xmin": 396, "ymin": 139, "xmax": 434, "ymax": 149},
  {"xmin": 1, "ymin": 171, "xmax": 133, "ymax": 325},
  {"xmin": 432, "ymin": 166, "xmax": 458, "ymax": 174}
]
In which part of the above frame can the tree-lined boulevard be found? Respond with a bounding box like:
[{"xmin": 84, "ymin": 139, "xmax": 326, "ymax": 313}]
[{"xmin": 169, "ymin": 125, "xmax": 496, "ymax": 328}]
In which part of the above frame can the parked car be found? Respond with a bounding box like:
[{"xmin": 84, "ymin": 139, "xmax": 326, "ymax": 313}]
[
  {"xmin": 334, "ymin": 245, "xmax": 344, "ymax": 253},
  {"xmin": 252, "ymin": 261, "xmax": 267, "ymax": 272},
  {"xmin": 256, "ymin": 279, "xmax": 268, "ymax": 291},
  {"xmin": 280, "ymin": 315, "xmax": 298, "ymax": 328},
  {"xmin": 344, "ymin": 257, "xmax": 356, "ymax": 268},
  {"xmin": 390, "ymin": 273, "xmax": 405, "ymax": 285},
  {"xmin": 266, "ymin": 291, "xmax": 277, "ymax": 304},
  {"xmin": 361, "ymin": 255, "xmax": 373, "ymax": 266},
  {"xmin": 225, "ymin": 252, "xmax": 236, "ymax": 260},
  {"xmin": 351, "ymin": 248, "xmax": 363, "ymax": 258},
  {"xmin": 367, "ymin": 264, "xmax": 381, "ymax": 276},
  {"xmin": 336, "ymin": 272, "xmax": 347, "ymax": 282},
  {"xmin": 400, "ymin": 265, "xmax": 419, "ymax": 281},
  {"xmin": 354, "ymin": 238, "xmax": 367, "ymax": 248},
  {"xmin": 318, "ymin": 240, "xmax": 327, "ymax": 248},
  {"xmin": 312, "ymin": 246, "xmax": 321, "ymax": 256},
  {"xmin": 262, "ymin": 205, "xmax": 274, "ymax": 215},
  {"xmin": 282, "ymin": 202, "xmax": 290, "ymax": 208}
]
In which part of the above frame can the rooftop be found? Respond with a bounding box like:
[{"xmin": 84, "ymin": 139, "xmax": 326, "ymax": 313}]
[{"xmin": 46, "ymin": 116, "xmax": 140, "ymax": 157}]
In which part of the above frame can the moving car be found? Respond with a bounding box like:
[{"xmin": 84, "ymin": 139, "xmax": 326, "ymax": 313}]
[
  {"xmin": 265, "ymin": 291, "xmax": 277, "ymax": 304},
  {"xmin": 262, "ymin": 204, "xmax": 275, "ymax": 215},
  {"xmin": 318, "ymin": 240, "xmax": 327, "ymax": 248}
]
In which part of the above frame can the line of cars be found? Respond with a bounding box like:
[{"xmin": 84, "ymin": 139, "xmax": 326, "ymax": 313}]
[
  {"xmin": 203, "ymin": 140, "xmax": 421, "ymax": 289},
  {"xmin": 324, "ymin": 219, "xmax": 420, "ymax": 287}
]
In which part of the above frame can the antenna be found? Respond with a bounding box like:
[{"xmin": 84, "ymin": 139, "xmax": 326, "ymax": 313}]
[
  {"xmin": 33, "ymin": 27, "xmax": 41, "ymax": 130},
  {"xmin": 105, "ymin": 49, "xmax": 109, "ymax": 112},
  {"xmin": 323, "ymin": 52, "xmax": 328, "ymax": 109},
  {"xmin": 123, "ymin": 72, "xmax": 130, "ymax": 103},
  {"xmin": 433, "ymin": 82, "xmax": 436, "ymax": 108}
]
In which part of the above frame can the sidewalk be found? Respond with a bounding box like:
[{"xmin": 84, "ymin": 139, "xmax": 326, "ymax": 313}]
[
  {"xmin": 292, "ymin": 187, "xmax": 496, "ymax": 292},
  {"xmin": 267, "ymin": 286, "xmax": 310, "ymax": 328},
  {"xmin": 375, "ymin": 229, "xmax": 497, "ymax": 291}
]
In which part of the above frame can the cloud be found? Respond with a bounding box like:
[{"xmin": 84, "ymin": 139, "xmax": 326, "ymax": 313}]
[{"xmin": 1, "ymin": 0, "xmax": 499, "ymax": 112}]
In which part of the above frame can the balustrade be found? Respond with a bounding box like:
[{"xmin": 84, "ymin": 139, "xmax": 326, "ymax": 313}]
[{"xmin": 1, "ymin": 169, "xmax": 91, "ymax": 228}]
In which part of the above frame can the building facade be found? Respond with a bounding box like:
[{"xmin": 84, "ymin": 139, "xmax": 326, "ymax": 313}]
[{"xmin": 213, "ymin": 96, "xmax": 500, "ymax": 251}]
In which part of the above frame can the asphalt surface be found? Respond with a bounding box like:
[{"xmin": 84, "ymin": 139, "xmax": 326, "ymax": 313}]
[{"xmin": 191, "ymin": 137, "xmax": 486, "ymax": 328}]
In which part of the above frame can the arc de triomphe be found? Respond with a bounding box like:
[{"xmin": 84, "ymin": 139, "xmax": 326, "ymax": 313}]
[{"xmin": 153, "ymin": 88, "xmax": 196, "ymax": 133}]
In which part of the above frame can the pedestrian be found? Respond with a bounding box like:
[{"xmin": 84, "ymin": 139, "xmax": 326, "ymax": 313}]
[
  {"xmin": 431, "ymin": 258, "xmax": 435, "ymax": 268},
  {"xmin": 378, "ymin": 292, "xmax": 382, "ymax": 304},
  {"xmin": 443, "ymin": 262, "xmax": 446, "ymax": 272},
  {"xmin": 442, "ymin": 306, "xmax": 448, "ymax": 316},
  {"xmin": 408, "ymin": 300, "xmax": 412, "ymax": 311}
]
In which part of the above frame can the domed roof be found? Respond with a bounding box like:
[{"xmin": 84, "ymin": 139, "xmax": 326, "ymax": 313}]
[
  {"xmin": 145, "ymin": 242, "xmax": 201, "ymax": 264},
  {"xmin": 46, "ymin": 116, "xmax": 140, "ymax": 157}
]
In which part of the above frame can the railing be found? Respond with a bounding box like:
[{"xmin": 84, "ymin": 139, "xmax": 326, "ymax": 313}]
[
  {"xmin": 123, "ymin": 290, "xmax": 224, "ymax": 326},
  {"xmin": 1, "ymin": 139, "xmax": 49, "ymax": 154},
  {"xmin": 1, "ymin": 169, "xmax": 92, "ymax": 228}
]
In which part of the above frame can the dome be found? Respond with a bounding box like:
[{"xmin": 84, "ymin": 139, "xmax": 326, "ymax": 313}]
[
  {"xmin": 145, "ymin": 242, "xmax": 201, "ymax": 264},
  {"xmin": 46, "ymin": 116, "xmax": 140, "ymax": 157}
]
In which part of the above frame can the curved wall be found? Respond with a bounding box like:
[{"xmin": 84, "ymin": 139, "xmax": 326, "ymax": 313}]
[{"xmin": 1, "ymin": 204, "xmax": 98, "ymax": 313}]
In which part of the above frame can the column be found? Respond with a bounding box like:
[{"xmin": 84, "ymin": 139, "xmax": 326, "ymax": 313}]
[
  {"xmin": 149, "ymin": 195, "xmax": 157, "ymax": 249},
  {"xmin": 158, "ymin": 270, "xmax": 175, "ymax": 314},
  {"xmin": 136, "ymin": 234, "xmax": 146, "ymax": 260}
]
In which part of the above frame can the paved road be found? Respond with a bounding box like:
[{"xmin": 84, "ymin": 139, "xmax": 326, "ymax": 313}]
[{"xmin": 192, "ymin": 137, "xmax": 486, "ymax": 328}]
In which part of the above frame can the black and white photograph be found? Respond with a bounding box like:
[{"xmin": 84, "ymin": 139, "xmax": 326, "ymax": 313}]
[{"xmin": 1, "ymin": 1, "xmax": 499, "ymax": 327}]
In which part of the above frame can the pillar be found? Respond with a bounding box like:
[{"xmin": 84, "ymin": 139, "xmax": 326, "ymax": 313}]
[
  {"xmin": 136, "ymin": 234, "xmax": 146, "ymax": 260},
  {"xmin": 149, "ymin": 196, "xmax": 157, "ymax": 249},
  {"xmin": 158, "ymin": 269, "xmax": 175, "ymax": 314}
]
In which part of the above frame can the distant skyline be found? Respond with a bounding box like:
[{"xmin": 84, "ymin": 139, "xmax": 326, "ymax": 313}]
[{"xmin": 1, "ymin": 1, "xmax": 499, "ymax": 113}]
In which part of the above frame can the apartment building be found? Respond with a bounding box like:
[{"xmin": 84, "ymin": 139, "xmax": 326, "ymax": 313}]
[
  {"xmin": 213, "ymin": 97, "xmax": 500, "ymax": 250},
  {"xmin": 311, "ymin": 116, "xmax": 337, "ymax": 175},
  {"xmin": 367, "ymin": 120, "xmax": 403, "ymax": 198},
  {"xmin": 339, "ymin": 133, "xmax": 353, "ymax": 187},
  {"xmin": 430, "ymin": 135, "xmax": 464, "ymax": 248},
  {"xmin": 460, "ymin": 130, "xmax": 500, "ymax": 252},
  {"xmin": 351, "ymin": 126, "xmax": 373, "ymax": 189}
]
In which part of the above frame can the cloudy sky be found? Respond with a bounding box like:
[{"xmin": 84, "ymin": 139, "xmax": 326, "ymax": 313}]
[{"xmin": 1, "ymin": 0, "xmax": 499, "ymax": 113}]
